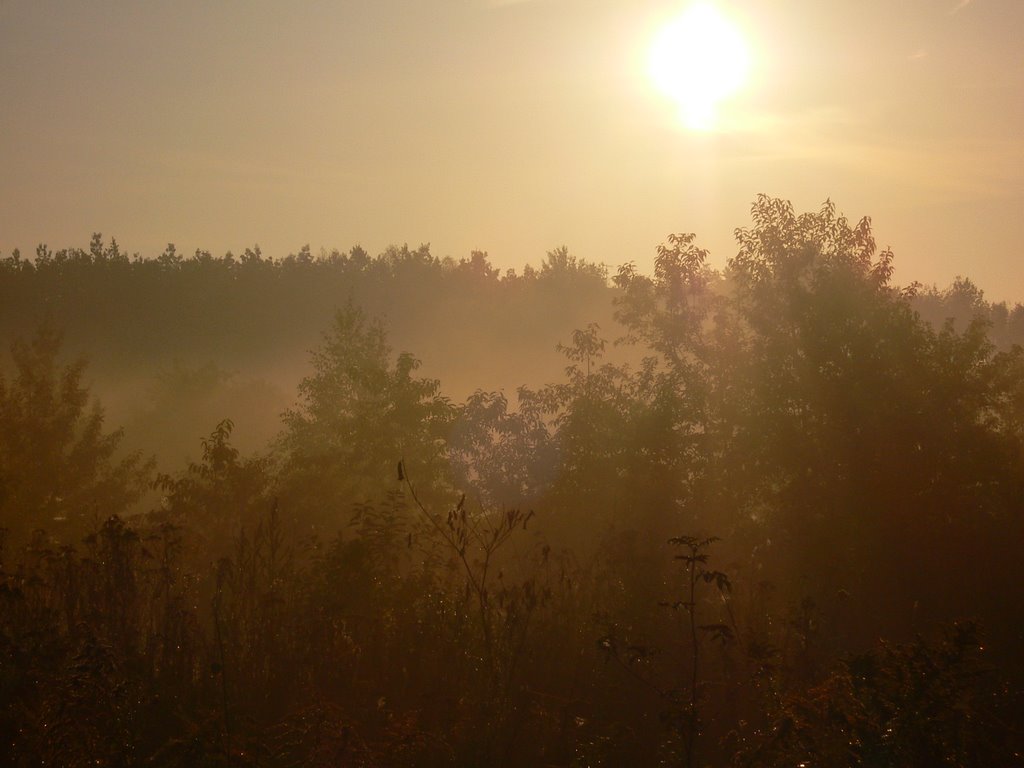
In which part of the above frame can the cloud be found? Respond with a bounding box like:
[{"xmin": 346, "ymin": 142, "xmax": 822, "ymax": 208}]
[{"xmin": 951, "ymin": 0, "xmax": 973, "ymax": 14}]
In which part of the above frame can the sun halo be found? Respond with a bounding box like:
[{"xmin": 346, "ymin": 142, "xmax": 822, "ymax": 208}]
[{"xmin": 648, "ymin": 2, "xmax": 751, "ymax": 131}]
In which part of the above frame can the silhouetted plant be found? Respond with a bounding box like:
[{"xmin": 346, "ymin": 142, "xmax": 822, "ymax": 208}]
[
  {"xmin": 598, "ymin": 534, "xmax": 734, "ymax": 768},
  {"xmin": 399, "ymin": 459, "xmax": 543, "ymax": 764},
  {"xmin": 665, "ymin": 535, "xmax": 733, "ymax": 768}
]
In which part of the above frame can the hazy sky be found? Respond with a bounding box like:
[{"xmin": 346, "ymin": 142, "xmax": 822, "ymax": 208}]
[{"xmin": 2, "ymin": 0, "xmax": 1022, "ymax": 298}]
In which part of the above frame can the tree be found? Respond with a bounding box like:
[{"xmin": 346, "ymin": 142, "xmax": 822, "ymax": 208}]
[
  {"xmin": 526, "ymin": 323, "xmax": 696, "ymax": 543},
  {"xmin": 0, "ymin": 322, "xmax": 152, "ymax": 543},
  {"xmin": 724, "ymin": 198, "xmax": 1020, "ymax": 625},
  {"xmin": 154, "ymin": 418, "xmax": 273, "ymax": 553},
  {"xmin": 613, "ymin": 196, "xmax": 1024, "ymax": 640},
  {"xmin": 277, "ymin": 304, "xmax": 455, "ymax": 532}
]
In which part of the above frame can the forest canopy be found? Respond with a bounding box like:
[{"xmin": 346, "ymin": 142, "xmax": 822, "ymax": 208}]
[{"xmin": 0, "ymin": 196, "xmax": 1022, "ymax": 766}]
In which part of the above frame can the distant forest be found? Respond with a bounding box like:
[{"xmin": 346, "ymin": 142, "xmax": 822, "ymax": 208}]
[{"xmin": 1, "ymin": 196, "xmax": 1022, "ymax": 766}]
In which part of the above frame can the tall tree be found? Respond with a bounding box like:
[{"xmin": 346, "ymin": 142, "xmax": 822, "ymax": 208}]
[{"xmin": 614, "ymin": 196, "xmax": 1024, "ymax": 637}]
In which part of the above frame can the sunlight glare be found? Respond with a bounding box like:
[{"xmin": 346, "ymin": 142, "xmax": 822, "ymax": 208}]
[{"xmin": 648, "ymin": 2, "xmax": 751, "ymax": 131}]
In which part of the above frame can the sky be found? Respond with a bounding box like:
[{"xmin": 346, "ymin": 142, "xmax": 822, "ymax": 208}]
[{"xmin": 1, "ymin": 0, "xmax": 1022, "ymax": 299}]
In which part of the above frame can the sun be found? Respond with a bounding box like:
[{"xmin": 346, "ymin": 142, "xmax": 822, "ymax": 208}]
[{"xmin": 648, "ymin": 2, "xmax": 751, "ymax": 131}]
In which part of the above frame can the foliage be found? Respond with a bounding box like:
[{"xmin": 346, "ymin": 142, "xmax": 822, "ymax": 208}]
[
  {"xmin": 0, "ymin": 323, "xmax": 152, "ymax": 543},
  {"xmin": 736, "ymin": 622, "xmax": 1019, "ymax": 767},
  {"xmin": 277, "ymin": 304, "xmax": 455, "ymax": 533},
  {"xmin": 155, "ymin": 418, "xmax": 273, "ymax": 554},
  {"xmin": 2, "ymin": 197, "xmax": 1024, "ymax": 765}
]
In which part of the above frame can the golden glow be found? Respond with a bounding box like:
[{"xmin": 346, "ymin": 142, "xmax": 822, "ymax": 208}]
[{"xmin": 648, "ymin": 2, "xmax": 750, "ymax": 131}]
